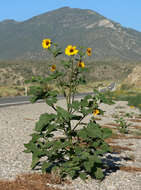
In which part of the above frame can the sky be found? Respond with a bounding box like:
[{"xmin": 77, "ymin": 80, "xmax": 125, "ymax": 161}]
[{"xmin": 0, "ymin": 0, "xmax": 141, "ymax": 32}]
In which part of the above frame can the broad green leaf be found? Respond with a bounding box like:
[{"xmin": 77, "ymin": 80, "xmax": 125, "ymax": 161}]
[
  {"xmin": 94, "ymin": 167, "xmax": 104, "ymax": 179},
  {"xmin": 102, "ymin": 128, "xmax": 112, "ymax": 139},
  {"xmin": 86, "ymin": 126, "xmax": 102, "ymax": 138},
  {"xmin": 46, "ymin": 97, "xmax": 57, "ymax": 106},
  {"xmin": 56, "ymin": 106, "xmax": 70, "ymax": 121},
  {"xmin": 78, "ymin": 130, "xmax": 87, "ymax": 139},
  {"xmin": 35, "ymin": 113, "xmax": 56, "ymax": 132}
]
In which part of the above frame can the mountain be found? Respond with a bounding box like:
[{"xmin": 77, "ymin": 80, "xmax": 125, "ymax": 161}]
[
  {"xmin": 0, "ymin": 7, "xmax": 141, "ymax": 61},
  {"xmin": 123, "ymin": 65, "xmax": 141, "ymax": 87}
]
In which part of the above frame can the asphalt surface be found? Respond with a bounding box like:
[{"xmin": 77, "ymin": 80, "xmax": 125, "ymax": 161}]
[
  {"xmin": 0, "ymin": 93, "xmax": 93, "ymax": 107},
  {"xmin": 0, "ymin": 82, "xmax": 116, "ymax": 107}
]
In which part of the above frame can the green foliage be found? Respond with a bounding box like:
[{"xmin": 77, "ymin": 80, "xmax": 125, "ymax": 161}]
[
  {"xmin": 24, "ymin": 39, "xmax": 113, "ymax": 181},
  {"xmin": 114, "ymin": 115, "xmax": 131, "ymax": 134}
]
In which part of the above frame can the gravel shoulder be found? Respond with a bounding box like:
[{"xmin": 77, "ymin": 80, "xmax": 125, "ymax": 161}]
[{"xmin": 0, "ymin": 99, "xmax": 141, "ymax": 190}]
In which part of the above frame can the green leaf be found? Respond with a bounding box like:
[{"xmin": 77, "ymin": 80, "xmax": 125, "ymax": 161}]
[
  {"xmin": 52, "ymin": 141, "xmax": 63, "ymax": 150},
  {"xmin": 102, "ymin": 128, "xmax": 112, "ymax": 139},
  {"xmin": 68, "ymin": 170, "xmax": 76, "ymax": 178},
  {"xmin": 86, "ymin": 124, "xmax": 102, "ymax": 138},
  {"xmin": 29, "ymin": 96, "xmax": 39, "ymax": 103},
  {"xmin": 84, "ymin": 161, "xmax": 92, "ymax": 172},
  {"xmin": 30, "ymin": 133, "xmax": 41, "ymax": 142},
  {"xmin": 35, "ymin": 113, "xmax": 56, "ymax": 132},
  {"xmin": 74, "ymin": 146, "xmax": 83, "ymax": 154},
  {"xmin": 92, "ymin": 141, "xmax": 101, "ymax": 148},
  {"xmin": 53, "ymin": 48, "xmax": 62, "ymax": 57},
  {"xmin": 80, "ymin": 152, "xmax": 90, "ymax": 160},
  {"xmin": 46, "ymin": 97, "xmax": 57, "ymax": 106},
  {"xmin": 60, "ymin": 60, "xmax": 71, "ymax": 68},
  {"xmin": 45, "ymin": 123, "xmax": 57, "ymax": 135},
  {"xmin": 24, "ymin": 141, "xmax": 38, "ymax": 153},
  {"xmin": 23, "ymin": 149, "xmax": 31, "ymax": 153},
  {"xmin": 93, "ymin": 154, "xmax": 102, "ymax": 164},
  {"xmin": 71, "ymin": 101, "xmax": 80, "ymax": 111},
  {"xmin": 94, "ymin": 168, "xmax": 104, "ymax": 179},
  {"xmin": 80, "ymin": 99, "xmax": 88, "ymax": 107},
  {"xmin": 48, "ymin": 90, "xmax": 58, "ymax": 97},
  {"xmin": 56, "ymin": 106, "xmax": 70, "ymax": 121},
  {"xmin": 100, "ymin": 142, "xmax": 111, "ymax": 152},
  {"xmin": 31, "ymin": 154, "xmax": 40, "ymax": 169},
  {"xmin": 79, "ymin": 173, "xmax": 87, "ymax": 180},
  {"xmin": 84, "ymin": 94, "xmax": 92, "ymax": 100},
  {"xmin": 78, "ymin": 130, "xmax": 87, "ymax": 139},
  {"xmin": 41, "ymin": 161, "xmax": 52, "ymax": 173}
]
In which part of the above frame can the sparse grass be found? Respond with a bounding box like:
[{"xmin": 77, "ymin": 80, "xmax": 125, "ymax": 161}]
[{"xmin": 0, "ymin": 86, "xmax": 25, "ymax": 97}]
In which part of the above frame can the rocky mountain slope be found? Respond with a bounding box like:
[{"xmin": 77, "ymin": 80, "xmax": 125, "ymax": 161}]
[
  {"xmin": 123, "ymin": 65, "xmax": 141, "ymax": 87},
  {"xmin": 0, "ymin": 7, "xmax": 141, "ymax": 61}
]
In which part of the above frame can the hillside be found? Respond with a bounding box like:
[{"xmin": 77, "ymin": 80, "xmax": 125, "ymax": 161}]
[{"xmin": 0, "ymin": 7, "xmax": 141, "ymax": 61}]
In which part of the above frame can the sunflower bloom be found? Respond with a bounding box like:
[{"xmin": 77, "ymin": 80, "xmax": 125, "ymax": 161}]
[
  {"xmin": 42, "ymin": 38, "xmax": 51, "ymax": 49},
  {"xmin": 51, "ymin": 65, "xmax": 56, "ymax": 72},
  {"xmin": 78, "ymin": 61, "xmax": 85, "ymax": 68},
  {"xmin": 65, "ymin": 45, "xmax": 78, "ymax": 56},
  {"xmin": 87, "ymin": 48, "xmax": 92, "ymax": 56},
  {"xmin": 93, "ymin": 109, "xmax": 100, "ymax": 116},
  {"xmin": 130, "ymin": 105, "xmax": 135, "ymax": 109}
]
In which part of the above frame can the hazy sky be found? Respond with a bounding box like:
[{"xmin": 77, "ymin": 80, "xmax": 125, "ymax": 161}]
[{"xmin": 0, "ymin": 0, "xmax": 141, "ymax": 32}]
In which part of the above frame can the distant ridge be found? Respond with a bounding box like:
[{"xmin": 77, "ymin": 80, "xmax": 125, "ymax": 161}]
[{"xmin": 0, "ymin": 7, "xmax": 141, "ymax": 61}]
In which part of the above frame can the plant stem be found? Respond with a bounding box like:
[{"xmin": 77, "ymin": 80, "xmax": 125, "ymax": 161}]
[
  {"xmin": 68, "ymin": 58, "xmax": 74, "ymax": 113},
  {"xmin": 72, "ymin": 114, "xmax": 86, "ymax": 131}
]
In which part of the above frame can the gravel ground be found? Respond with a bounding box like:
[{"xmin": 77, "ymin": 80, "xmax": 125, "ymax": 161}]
[{"xmin": 0, "ymin": 98, "xmax": 141, "ymax": 190}]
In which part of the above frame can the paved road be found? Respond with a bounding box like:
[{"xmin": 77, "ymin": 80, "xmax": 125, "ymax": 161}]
[
  {"xmin": 0, "ymin": 82, "xmax": 116, "ymax": 107},
  {"xmin": 0, "ymin": 93, "xmax": 93, "ymax": 107}
]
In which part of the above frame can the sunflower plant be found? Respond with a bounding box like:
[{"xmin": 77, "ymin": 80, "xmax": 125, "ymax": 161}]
[{"xmin": 24, "ymin": 38, "xmax": 114, "ymax": 180}]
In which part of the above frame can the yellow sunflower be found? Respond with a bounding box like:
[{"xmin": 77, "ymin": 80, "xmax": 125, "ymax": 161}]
[
  {"xmin": 93, "ymin": 109, "xmax": 100, "ymax": 116},
  {"xmin": 130, "ymin": 105, "xmax": 135, "ymax": 109},
  {"xmin": 51, "ymin": 65, "xmax": 56, "ymax": 72},
  {"xmin": 86, "ymin": 48, "xmax": 92, "ymax": 56},
  {"xmin": 78, "ymin": 61, "xmax": 85, "ymax": 68},
  {"xmin": 42, "ymin": 38, "xmax": 51, "ymax": 49},
  {"xmin": 65, "ymin": 45, "xmax": 79, "ymax": 56}
]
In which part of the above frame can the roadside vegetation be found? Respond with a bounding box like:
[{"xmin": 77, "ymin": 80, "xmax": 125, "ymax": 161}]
[{"xmin": 0, "ymin": 59, "xmax": 136, "ymax": 97}]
